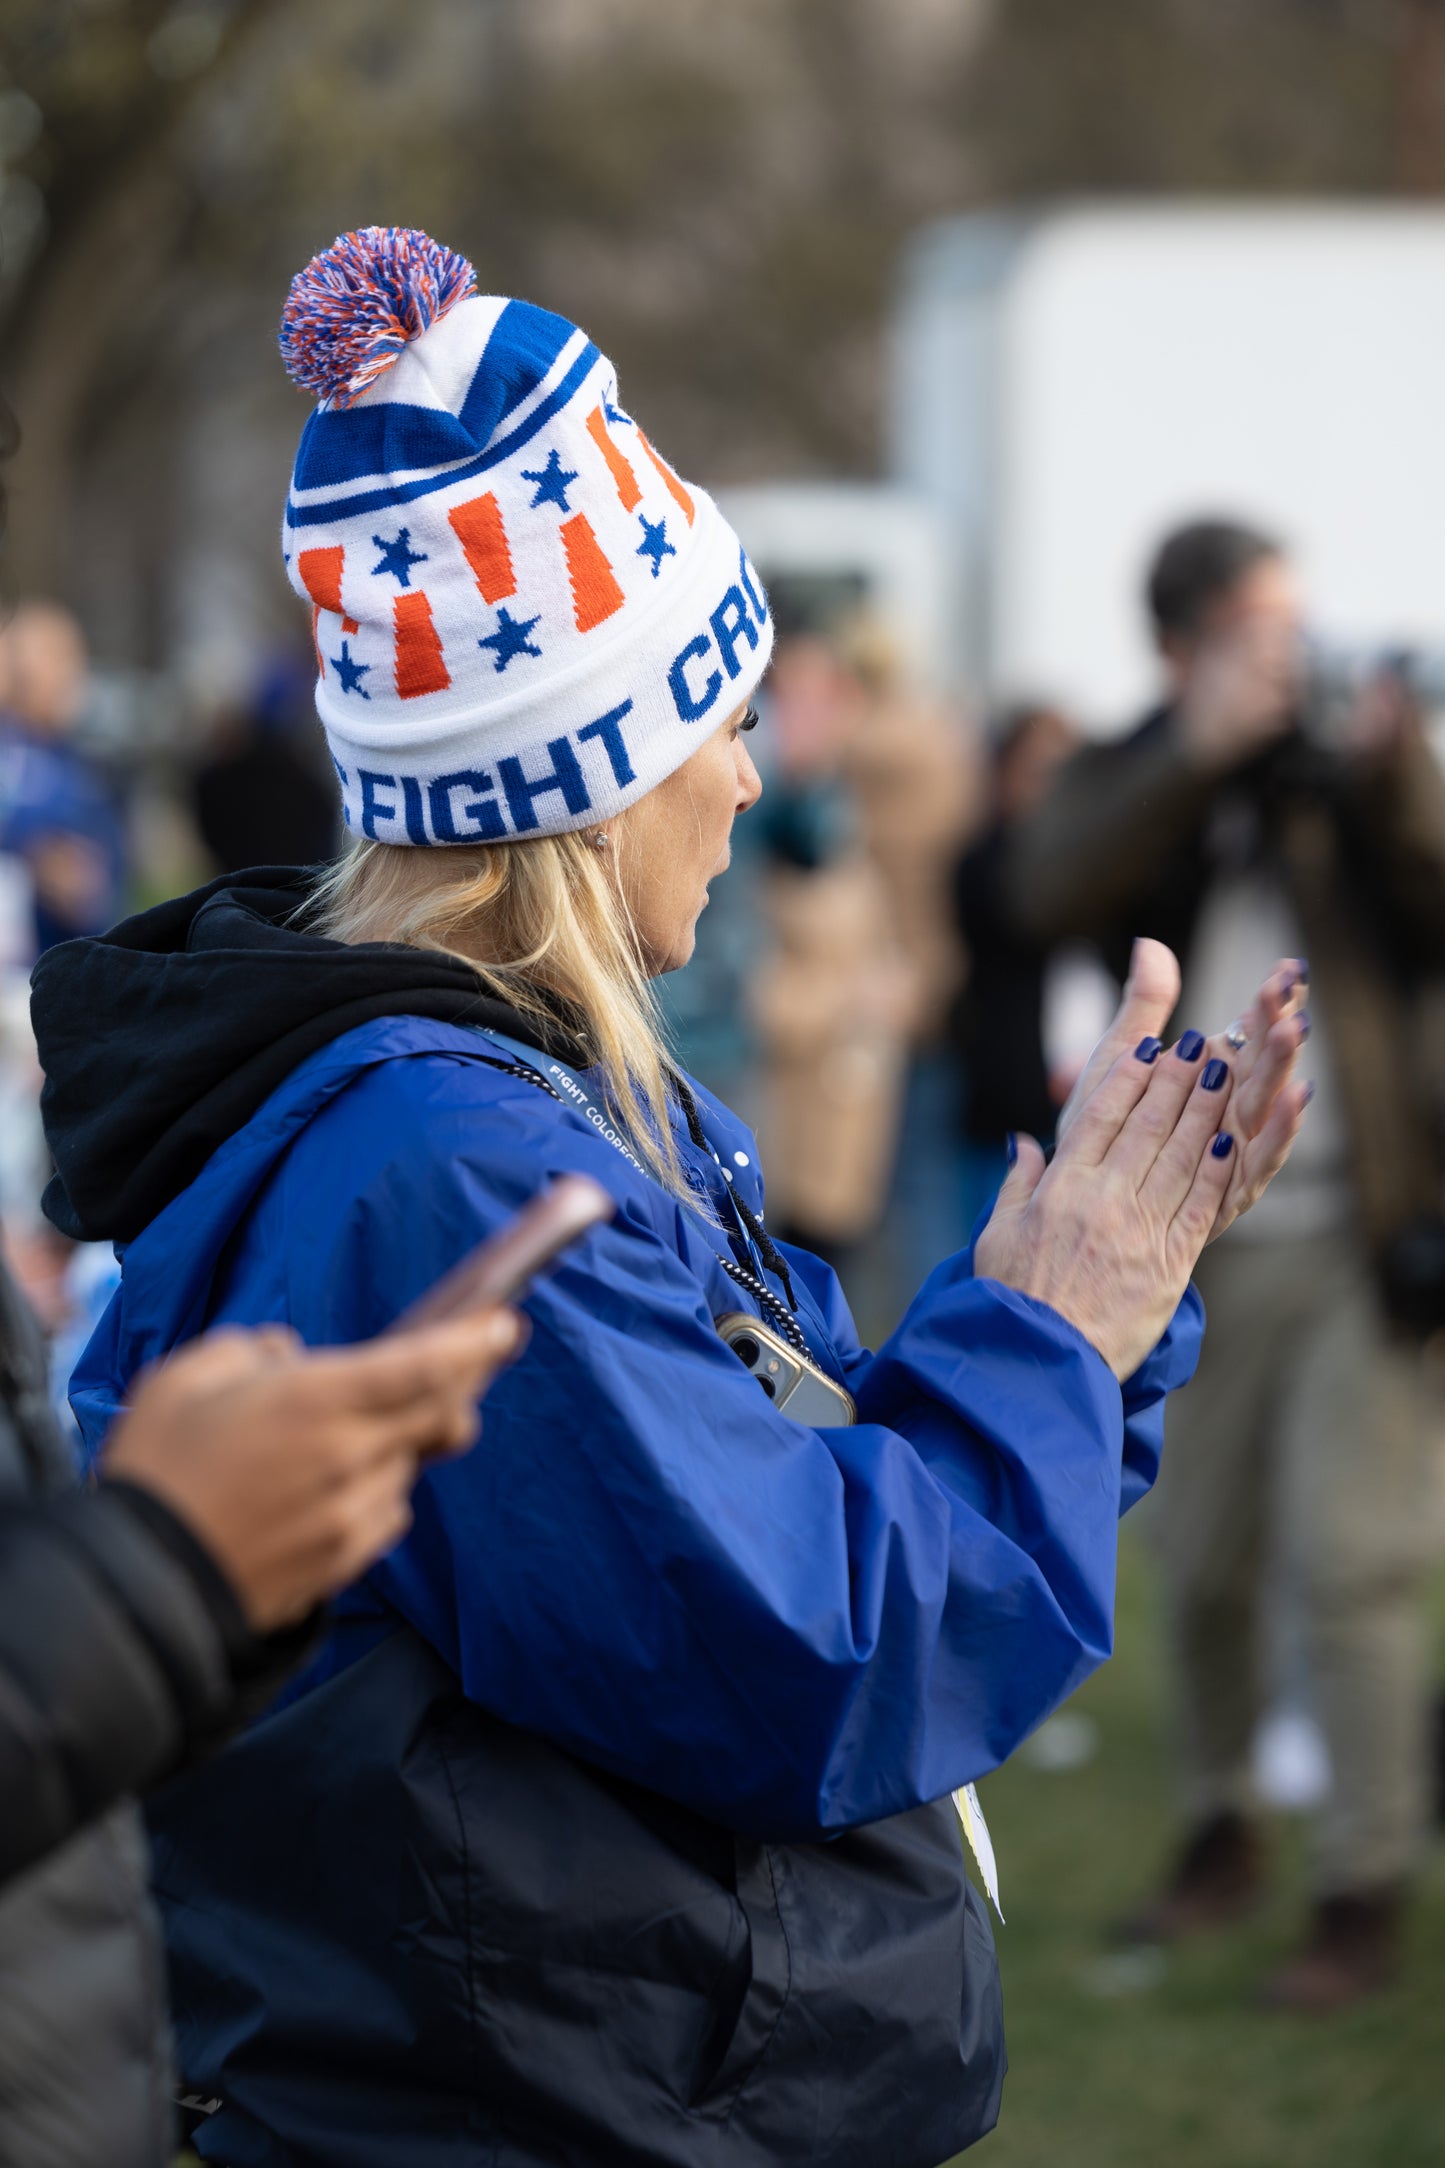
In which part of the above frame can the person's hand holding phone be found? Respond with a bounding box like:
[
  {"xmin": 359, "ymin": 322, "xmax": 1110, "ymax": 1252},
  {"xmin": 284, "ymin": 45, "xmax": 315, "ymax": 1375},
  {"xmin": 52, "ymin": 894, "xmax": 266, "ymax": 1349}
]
[
  {"xmin": 105, "ymin": 1176, "xmax": 614, "ymax": 1632},
  {"xmin": 105, "ymin": 1308, "xmax": 527, "ymax": 1632}
]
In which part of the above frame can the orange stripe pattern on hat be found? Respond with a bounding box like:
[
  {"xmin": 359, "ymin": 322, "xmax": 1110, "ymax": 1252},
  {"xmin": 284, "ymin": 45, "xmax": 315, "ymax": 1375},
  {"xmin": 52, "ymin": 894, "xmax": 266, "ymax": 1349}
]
[
  {"xmin": 560, "ymin": 514, "xmax": 625, "ymax": 633},
  {"xmin": 297, "ymin": 545, "xmax": 360, "ymax": 632},
  {"xmin": 585, "ymin": 407, "xmax": 641, "ymax": 511},
  {"xmin": 447, "ymin": 493, "xmax": 516, "ymax": 604},
  {"xmin": 636, "ymin": 433, "xmax": 695, "ymax": 526},
  {"xmin": 394, "ymin": 591, "xmax": 451, "ymax": 699}
]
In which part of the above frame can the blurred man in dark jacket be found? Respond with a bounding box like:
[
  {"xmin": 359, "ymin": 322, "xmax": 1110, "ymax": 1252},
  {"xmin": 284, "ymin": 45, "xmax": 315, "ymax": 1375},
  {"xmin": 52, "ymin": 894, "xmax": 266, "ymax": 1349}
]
[{"xmin": 1003, "ymin": 518, "xmax": 1445, "ymax": 2010}]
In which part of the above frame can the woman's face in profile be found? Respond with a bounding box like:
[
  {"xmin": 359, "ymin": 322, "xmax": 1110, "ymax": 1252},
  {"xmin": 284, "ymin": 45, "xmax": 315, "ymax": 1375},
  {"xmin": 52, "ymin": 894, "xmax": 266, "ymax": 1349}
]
[{"xmin": 615, "ymin": 699, "xmax": 763, "ymax": 976}]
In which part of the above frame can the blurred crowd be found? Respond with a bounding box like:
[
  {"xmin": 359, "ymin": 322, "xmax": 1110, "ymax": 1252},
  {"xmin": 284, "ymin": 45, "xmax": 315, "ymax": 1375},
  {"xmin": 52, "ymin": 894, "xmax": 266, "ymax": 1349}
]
[{"xmin": 4, "ymin": 512, "xmax": 1445, "ymax": 2022}]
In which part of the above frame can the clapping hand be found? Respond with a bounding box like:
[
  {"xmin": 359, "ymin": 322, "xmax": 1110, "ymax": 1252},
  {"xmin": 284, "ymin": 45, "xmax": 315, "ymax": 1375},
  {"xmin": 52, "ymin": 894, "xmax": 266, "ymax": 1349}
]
[{"xmin": 976, "ymin": 940, "xmax": 1310, "ymax": 1378}]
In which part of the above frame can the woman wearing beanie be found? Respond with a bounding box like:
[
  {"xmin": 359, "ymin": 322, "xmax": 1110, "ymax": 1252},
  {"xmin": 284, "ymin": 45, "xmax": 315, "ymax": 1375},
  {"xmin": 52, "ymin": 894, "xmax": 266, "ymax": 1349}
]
[{"xmin": 32, "ymin": 230, "xmax": 1310, "ymax": 2168}]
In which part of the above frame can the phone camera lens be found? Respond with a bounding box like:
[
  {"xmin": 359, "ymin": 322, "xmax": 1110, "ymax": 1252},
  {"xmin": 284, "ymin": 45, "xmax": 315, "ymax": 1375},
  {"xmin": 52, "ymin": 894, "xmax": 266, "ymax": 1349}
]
[
  {"xmin": 758, "ymin": 1374, "xmax": 776, "ymax": 1398},
  {"xmin": 731, "ymin": 1335, "xmax": 760, "ymax": 1368}
]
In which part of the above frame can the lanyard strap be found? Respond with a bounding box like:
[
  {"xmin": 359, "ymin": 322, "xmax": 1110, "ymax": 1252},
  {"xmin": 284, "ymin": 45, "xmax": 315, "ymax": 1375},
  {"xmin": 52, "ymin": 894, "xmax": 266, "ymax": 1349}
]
[{"xmin": 467, "ymin": 1028, "xmax": 810, "ymax": 1353}]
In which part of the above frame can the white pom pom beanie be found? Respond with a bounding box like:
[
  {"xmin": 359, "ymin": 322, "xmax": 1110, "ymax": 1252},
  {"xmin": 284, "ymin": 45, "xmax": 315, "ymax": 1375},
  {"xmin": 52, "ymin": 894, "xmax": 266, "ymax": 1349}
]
[{"xmin": 278, "ymin": 227, "xmax": 772, "ymax": 847}]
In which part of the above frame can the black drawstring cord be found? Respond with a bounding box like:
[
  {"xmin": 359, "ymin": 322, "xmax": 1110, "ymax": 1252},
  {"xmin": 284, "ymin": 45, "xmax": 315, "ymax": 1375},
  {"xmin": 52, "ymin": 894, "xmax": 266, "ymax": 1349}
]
[
  {"xmin": 670, "ymin": 1074, "xmax": 800, "ymax": 1312},
  {"xmin": 473, "ymin": 1052, "xmax": 808, "ymax": 1351}
]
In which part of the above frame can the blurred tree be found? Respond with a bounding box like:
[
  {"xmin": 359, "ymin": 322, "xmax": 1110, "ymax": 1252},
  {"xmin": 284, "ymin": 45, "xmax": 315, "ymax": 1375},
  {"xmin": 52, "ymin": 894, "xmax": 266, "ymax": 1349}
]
[
  {"xmin": 2, "ymin": 0, "xmax": 1444, "ymax": 667},
  {"xmin": 0, "ymin": 0, "xmax": 283, "ymax": 595}
]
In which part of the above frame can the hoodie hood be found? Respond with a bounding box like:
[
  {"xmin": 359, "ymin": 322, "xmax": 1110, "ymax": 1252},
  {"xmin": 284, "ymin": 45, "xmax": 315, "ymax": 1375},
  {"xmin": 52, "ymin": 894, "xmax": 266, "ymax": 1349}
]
[{"xmin": 31, "ymin": 866, "xmax": 583, "ymax": 1244}]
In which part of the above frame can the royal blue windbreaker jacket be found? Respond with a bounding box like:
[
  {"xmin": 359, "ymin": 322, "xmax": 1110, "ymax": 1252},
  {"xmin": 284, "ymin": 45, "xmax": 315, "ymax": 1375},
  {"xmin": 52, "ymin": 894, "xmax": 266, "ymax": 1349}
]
[{"xmin": 73, "ymin": 1013, "xmax": 1201, "ymax": 1840}]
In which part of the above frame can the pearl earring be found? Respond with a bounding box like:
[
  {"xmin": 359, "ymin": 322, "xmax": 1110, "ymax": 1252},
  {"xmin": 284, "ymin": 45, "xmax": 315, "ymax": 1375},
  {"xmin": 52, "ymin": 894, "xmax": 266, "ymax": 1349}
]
[{"xmin": 590, "ymin": 829, "xmax": 610, "ymax": 851}]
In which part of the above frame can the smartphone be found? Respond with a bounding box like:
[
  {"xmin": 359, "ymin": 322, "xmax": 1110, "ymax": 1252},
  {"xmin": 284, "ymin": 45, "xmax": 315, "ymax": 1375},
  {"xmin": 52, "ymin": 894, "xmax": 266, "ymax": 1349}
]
[
  {"xmin": 715, "ymin": 1312, "xmax": 857, "ymax": 1425},
  {"xmin": 393, "ymin": 1175, "xmax": 615, "ymax": 1327}
]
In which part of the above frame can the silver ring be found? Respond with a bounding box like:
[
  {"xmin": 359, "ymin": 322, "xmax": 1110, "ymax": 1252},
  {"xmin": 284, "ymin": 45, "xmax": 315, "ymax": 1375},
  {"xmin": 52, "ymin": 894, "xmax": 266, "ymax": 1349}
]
[{"xmin": 1224, "ymin": 1020, "xmax": 1248, "ymax": 1052}]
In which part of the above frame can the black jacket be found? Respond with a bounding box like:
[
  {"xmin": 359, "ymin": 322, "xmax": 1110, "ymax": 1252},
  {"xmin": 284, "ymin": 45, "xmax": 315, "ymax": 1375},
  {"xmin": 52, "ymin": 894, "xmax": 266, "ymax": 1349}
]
[{"xmin": 0, "ymin": 1247, "xmax": 311, "ymax": 2164}]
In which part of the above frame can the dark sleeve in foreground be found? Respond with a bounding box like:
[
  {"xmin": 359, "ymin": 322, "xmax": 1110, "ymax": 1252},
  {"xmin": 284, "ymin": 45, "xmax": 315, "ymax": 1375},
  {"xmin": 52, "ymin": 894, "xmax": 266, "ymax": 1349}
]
[{"xmin": 0, "ymin": 1483, "xmax": 317, "ymax": 1886}]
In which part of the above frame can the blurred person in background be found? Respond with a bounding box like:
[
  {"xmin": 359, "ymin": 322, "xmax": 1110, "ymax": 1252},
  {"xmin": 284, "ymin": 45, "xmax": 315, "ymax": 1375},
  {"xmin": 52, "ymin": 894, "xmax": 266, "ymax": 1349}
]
[
  {"xmin": 952, "ymin": 701, "xmax": 1083, "ymax": 1233},
  {"xmin": 841, "ymin": 615, "xmax": 981, "ymax": 1300},
  {"xmin": 1005, "ymin": 517, "xmax": 1445, "ymax": 2009},
  {"xmin": 749, "ymin": 630, "xmax": 918, "ymax": 1280},
  {"xmin": 0, "ymin": 601, "xmax": 125, "ymax": 955},
  {"xmin": 192, "ymin": 652, "xmax": 341, "ymax": 875}
]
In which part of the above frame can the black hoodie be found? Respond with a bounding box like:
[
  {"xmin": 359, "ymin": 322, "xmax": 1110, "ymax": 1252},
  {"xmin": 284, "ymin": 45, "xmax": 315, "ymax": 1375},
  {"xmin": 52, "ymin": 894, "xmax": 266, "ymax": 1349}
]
[{"xmin": 31, "ymin": 867, "xmax": 584, "ymax": 1245}]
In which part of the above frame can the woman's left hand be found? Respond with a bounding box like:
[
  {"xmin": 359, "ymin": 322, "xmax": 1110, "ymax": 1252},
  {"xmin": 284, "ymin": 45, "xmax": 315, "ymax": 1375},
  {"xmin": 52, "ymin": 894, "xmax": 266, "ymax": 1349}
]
[{"xmin": 1054, "ymin": 939, "xmax": 1310, "ymax": 1242}]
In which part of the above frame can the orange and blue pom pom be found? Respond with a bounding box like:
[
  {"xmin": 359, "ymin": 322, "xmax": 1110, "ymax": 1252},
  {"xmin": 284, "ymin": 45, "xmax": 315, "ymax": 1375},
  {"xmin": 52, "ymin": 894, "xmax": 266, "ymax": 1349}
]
[{"xmin": 279, "ymin": 226, "xmax": 476, "ymax": 409}]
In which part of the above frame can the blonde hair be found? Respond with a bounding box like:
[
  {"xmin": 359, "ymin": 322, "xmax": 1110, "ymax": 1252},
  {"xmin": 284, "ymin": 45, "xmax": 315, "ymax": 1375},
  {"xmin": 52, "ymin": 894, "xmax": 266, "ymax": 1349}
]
[{"xmin": 310, "ymin": 831, "xmax": 687, "ymax": 1197}]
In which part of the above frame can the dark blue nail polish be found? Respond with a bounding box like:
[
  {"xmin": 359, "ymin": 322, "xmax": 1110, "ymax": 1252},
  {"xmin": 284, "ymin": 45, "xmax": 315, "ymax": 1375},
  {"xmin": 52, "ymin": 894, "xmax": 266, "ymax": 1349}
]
[
  {"xmin": 1302, "ymin": 1079, "xmax": 1316, "ymax": 1107},
  {"xmin": 1296, "ymin": 957, "xmax": 1310, "ymax": 983},
  {"xmin": 1201, "ymin": 1058, "xmax": 1228, "ymax": 1092},
  {"xmin": 1297, "ymin": 1008, "xmax": 1311, "ymax": 1040},
  {"xmin": 1135, "ymin": 1036, "xmax": 1162, "ymax": 1064},
  {"xmin": 1006, "ymin": 1132, "xmax": 1018, "ymax": 1167},
  {"xmin": 1176, "ymin": 1029, "xmax": 1205, "ymax": 1062},
  {"xmin": 1211, "ymin": 1131, "xmax": 1235, "ymax": 1159}
]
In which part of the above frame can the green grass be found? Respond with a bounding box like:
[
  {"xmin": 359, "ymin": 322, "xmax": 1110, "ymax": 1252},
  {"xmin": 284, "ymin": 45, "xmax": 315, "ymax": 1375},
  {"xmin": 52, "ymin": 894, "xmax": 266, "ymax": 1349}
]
[{"xmin": 948, "ymin": 1534, "xmax": 1445, "ymax": 2168}]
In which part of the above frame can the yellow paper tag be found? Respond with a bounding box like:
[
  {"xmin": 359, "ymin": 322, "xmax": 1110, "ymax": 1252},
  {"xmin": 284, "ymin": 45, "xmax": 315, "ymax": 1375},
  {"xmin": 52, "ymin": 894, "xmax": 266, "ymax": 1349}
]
[{"xmin": 953, "ymin": 1781, "xmax": 1004, "ymax": 1921}]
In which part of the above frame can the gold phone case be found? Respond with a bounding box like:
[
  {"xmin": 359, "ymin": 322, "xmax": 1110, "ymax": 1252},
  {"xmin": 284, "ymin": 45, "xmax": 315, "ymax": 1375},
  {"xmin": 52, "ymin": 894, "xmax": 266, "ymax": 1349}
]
[{"xmin": 716, "ymin": 1312, "xmax": 857, "ymax": 1426}]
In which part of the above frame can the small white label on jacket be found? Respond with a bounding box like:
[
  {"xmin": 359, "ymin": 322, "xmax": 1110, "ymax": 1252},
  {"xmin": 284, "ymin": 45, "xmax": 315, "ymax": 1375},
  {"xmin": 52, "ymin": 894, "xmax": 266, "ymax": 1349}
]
[{"xmin": 953, "ymin": 1782, "xmax": 1004, "ymax": 1921}]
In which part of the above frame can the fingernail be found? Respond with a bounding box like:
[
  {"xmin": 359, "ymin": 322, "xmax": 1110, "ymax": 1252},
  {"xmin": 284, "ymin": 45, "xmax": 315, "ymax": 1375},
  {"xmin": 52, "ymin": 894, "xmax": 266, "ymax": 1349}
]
[
  {"xmin": 1211, "ymin": 1131, "xmax": 1235, "ymax": 1159},
  {"xmin": 1135, "ymin": 1036, "xmax": 1162, "ymax": 1064},
  {"xmin": 1176, "ymin": 1029, "xmax": 1206, "ymax": 1062},
  {"xmin": 1296, "ymin": 956, "xmax": 1310, "ymax": 983},
  {"xmin": 1201, "ymin": 1058, "xmax": 1229, "ymax": 1092},
  {"xmin": 1281, "ymin": 976, "xmax": 1295, "ymax": 1001},
  {"xmin": 1302, "ymin": 1078, "xmax": 1317, "ymax": 1107},
  {"xmin": 1006, "ymin": 1131, "xmax": 1018, "ymax": 1167},
  {"xmin": 1297, "ymin": 1007, "xmax": 1311, "ymax": 1040}
]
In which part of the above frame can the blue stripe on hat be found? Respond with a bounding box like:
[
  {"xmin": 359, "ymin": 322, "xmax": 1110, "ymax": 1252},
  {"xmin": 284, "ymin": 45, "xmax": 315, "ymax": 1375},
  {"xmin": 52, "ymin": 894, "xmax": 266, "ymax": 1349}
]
[
  {"xmin": 459, "ymin": 299, "xmax": 577, "ymax": 440},
  {"xmin": 291, "ymin": 300, "xmax": 579, "ymax": 495},
  {"xmin": 285, "ymin": 338, "xmax": 600, "ymax": 529},
  {"xmin": 294, "ymin": 402, "xmax": 479, "ymax": 492}
]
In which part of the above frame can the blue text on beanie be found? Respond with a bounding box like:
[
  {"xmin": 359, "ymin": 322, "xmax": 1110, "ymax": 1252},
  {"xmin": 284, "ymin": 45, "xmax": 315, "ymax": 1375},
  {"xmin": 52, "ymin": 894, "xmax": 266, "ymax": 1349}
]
[{"xmin": 278, "ymin": 227, "xmax": 772, "ymax": 847}]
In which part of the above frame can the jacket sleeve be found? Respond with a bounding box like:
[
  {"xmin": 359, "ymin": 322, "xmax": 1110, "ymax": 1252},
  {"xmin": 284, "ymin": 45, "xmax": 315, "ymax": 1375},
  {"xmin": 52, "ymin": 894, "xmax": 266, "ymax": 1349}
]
[
  {"xmin": 1002, "ymin": 715, "xmax": 1219, "ymax": 943},
  {"xmin": 0, "ymin": 1485, "xmax": 316, "ymax": 1886},
  {"xmin": 314, "ymin": 1086, "xmax": 1204, "ymax": 1842}
]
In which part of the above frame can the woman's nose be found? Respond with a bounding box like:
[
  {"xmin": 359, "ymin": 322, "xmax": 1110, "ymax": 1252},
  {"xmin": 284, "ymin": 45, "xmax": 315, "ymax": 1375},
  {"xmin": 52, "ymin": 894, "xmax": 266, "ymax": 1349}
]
[{"xmin": 735, "ymin": 742, "xmax": 763, "ymax": 811}]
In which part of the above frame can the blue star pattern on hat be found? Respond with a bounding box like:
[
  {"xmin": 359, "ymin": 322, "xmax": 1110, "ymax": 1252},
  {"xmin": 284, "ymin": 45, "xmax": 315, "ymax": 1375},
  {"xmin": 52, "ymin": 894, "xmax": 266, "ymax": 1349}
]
[
  {"xmin": 331, "ymin": 641, "xmax": 371, "ymax": 697},
  {"xmin": 520, "ymin": 450, "xmax": 577, "ymax": 512},
  {"xmin": 478, "ymin": 607, "xmax": 543, "ymax": 673},
  {"xmin": 636, "ymin": 516, "xmax": 676, "ymax": 579},
  {"xmin": 371, "ymin": 527, "xmax": 428, "ymax": 586}
]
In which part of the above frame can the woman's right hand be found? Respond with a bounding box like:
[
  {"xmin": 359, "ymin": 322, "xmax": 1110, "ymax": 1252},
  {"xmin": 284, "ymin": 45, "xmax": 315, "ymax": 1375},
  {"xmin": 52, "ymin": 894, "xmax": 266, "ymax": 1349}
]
[{"xmin": 976, "ymin": 1029, "xmax": 1268, "ymax": 1381}]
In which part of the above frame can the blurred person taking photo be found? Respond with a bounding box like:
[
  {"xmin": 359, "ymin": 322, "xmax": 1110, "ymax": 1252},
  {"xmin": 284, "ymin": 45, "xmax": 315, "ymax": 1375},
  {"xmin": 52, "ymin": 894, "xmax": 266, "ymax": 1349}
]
[
  {"xmin": 28, "ymin": 232, "xmax": 1312, "ymax": 2167},
  {"xmin": 0, "ymin": 601, "xmax": 125, "ymax": 955},
  {"xmin": 1005, "ymin": 517, "xmax": 1445, "ymax": 2009}
]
